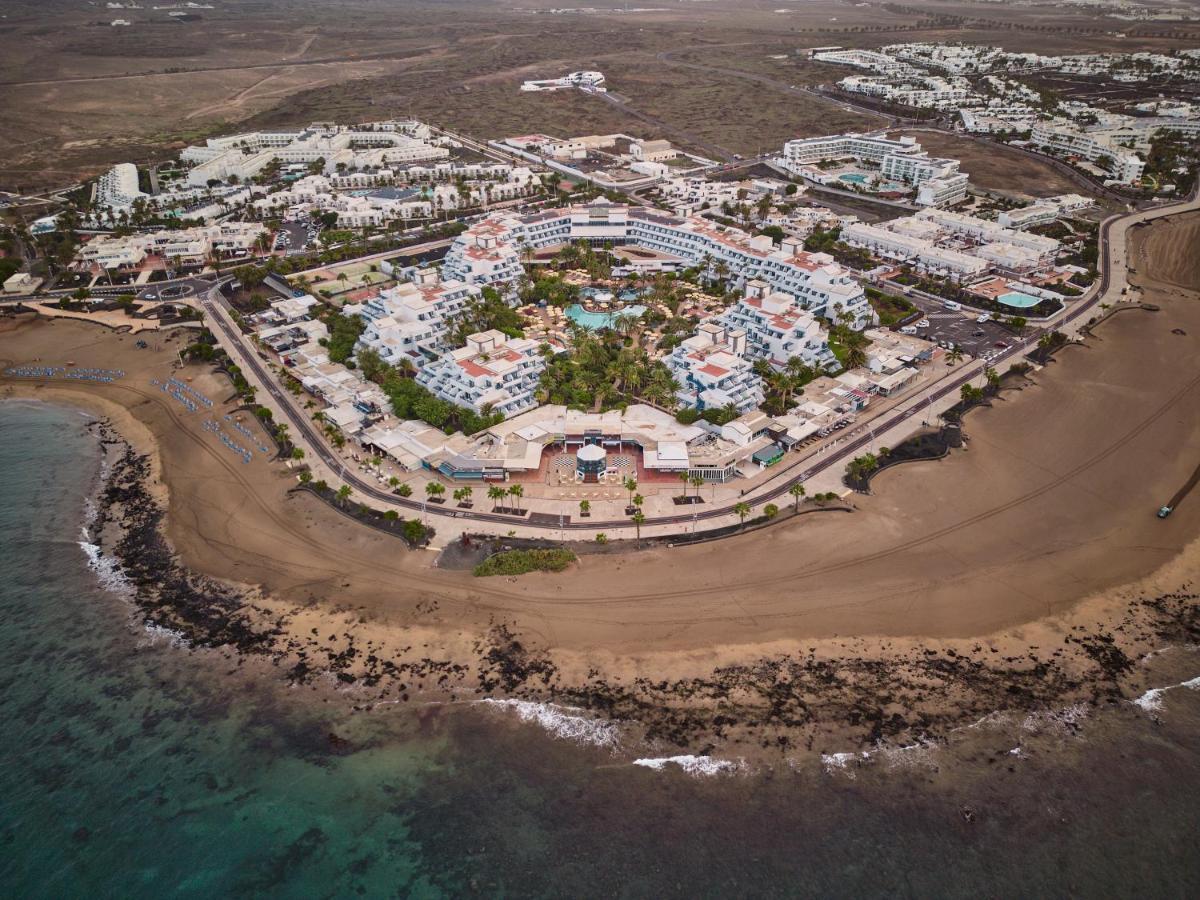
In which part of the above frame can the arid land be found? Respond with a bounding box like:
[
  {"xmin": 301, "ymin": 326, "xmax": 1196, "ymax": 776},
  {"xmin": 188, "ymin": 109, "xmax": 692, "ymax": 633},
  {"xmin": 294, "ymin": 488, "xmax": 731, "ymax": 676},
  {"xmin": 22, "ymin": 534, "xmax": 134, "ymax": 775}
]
[
  {"xmin": 2, "ymin": 0, "xmax": 1199, "ymax": 190},
  {"xmin": 2, "ymin": 208, "xmax": 1198, "ymax": 756}
]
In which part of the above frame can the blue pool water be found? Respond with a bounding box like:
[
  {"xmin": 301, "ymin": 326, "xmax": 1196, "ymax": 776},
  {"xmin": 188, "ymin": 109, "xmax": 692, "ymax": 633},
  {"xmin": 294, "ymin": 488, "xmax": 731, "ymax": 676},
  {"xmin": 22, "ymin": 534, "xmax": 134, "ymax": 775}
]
[
  {"xmin": 998, "ymin": 291, "xmax": 1041, "ymax": 309},
  {"xmin": 839, "ymin": 173, "xmax": 868, "ymax": 185},
  {"xmin": 566, "ymin": 304, "xmax": 647, "ymax": 330}
]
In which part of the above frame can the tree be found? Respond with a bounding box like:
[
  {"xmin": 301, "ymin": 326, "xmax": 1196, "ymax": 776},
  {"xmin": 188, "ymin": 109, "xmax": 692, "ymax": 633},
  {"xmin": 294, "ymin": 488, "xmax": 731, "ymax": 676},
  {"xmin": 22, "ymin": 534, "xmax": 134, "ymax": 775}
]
[
  {"xmin": 734, "ymin": 501, "xmax": 751, "ymax": 530},
  {"xmin": 984, "ymin": 366, "xmax": 1001, "ymax": 390},
  {"xmin": 299, "ymin": 471, "xmax": 313, "ymax": 484},
  {"xmin": 788, "ymin": 482, "xmax": 806, "ymax": 512},
  {"xmin": 946, "ymin": 346, "xmax": 964, "ymax": 366},
  {"xmin": 624, "ymin": 476, "xmax": 638, "ymax": 507},
  {"xmin": 336, "ymin": 484, "xmax": 352, "ymax": 505},
  {"xmin": 488, "ymin": 485, "xmax": 505, "ymax": 510},
  {"xmin": 595, "ymin": 532, "xmax": 608, "ymax": 544},
  {"xmin": 631, "ymin": 510, "xmax": 646, "ymax": 546},
  {"xmin": 579, "ymin": 499, "xmax": 591, "ymax": 517},
  {"xmin": 690, "ymin": 474, "xmax": 705, "ymax": 498},
  {"xmin": 632, "ymin": 493, "xmax": 644, "ymax": 510},
  {"xmin": 508, "ymin": 483, "xmax": 524, "ymax": 513},
  {"xmin": 291, "ymin": 447, "xmax": 305, "ymax": 460},
  {"xmin": 764, "ymin": 503, "xmax": 779, "ymax": 520},
  {"xmin": 846, "ymin": 453, "xmax": 879, "ymax": 484},
  {"xmin": 384, "ymin": 509, "xmax": 400, "ymax": 521},
  {"xmin": 425, "ymin": 481, "xmax": 445, "ymax": 502},
  {"xmin": 396, "ymin": 483, "xmax": 413, "ymax": 498}
]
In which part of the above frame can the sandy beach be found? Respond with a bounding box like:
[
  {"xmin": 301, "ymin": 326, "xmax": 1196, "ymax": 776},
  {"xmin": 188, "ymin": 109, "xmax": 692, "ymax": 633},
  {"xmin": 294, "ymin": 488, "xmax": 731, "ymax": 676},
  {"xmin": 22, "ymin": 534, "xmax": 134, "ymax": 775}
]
[{"xmin": 1, "ymin": 210, "xmax": 1198, "ymax": 757}]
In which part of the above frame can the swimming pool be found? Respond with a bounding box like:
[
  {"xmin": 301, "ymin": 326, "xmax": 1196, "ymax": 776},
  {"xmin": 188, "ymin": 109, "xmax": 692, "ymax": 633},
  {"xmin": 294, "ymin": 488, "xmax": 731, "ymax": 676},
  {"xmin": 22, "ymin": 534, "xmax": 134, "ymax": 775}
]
[
  {"xmin": 565, "ymin": 304, "xmax": 647, "ymax": 330},
  {"xmin": 839, "ymin": 173, "xmax": 868, "ymax": 185},
  {"xmin": 997, "ymin": 291, "xmax": 1041, "ymax": 309}
]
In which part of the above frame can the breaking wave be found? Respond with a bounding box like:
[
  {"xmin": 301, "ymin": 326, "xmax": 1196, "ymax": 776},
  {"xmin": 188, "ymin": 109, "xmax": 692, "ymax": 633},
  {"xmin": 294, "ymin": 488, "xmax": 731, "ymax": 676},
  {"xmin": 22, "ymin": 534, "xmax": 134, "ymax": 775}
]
[
  {"xmin": 632, "ymin": 755, "xmax": 745, "ymax": 777},
  {"xmin": 478, "ymin": 698, "xmax": 622, "ymax": 749}
]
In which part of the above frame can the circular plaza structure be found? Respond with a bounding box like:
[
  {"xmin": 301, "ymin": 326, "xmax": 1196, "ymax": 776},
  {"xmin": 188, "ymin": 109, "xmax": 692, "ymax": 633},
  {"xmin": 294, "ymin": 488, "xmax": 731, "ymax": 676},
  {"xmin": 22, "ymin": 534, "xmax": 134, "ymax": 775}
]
[{"xmin": 575, "ymin": 443, "xmax": 608, "ymax": 481}]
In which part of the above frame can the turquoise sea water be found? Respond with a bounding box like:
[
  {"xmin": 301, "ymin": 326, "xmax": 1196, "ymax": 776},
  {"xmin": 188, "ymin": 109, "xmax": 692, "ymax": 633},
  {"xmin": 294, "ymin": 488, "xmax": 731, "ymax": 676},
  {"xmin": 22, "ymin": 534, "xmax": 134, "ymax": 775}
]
[{"xmin": 2, "ymin": 400, "xmax": 1199, "ymax": 897}]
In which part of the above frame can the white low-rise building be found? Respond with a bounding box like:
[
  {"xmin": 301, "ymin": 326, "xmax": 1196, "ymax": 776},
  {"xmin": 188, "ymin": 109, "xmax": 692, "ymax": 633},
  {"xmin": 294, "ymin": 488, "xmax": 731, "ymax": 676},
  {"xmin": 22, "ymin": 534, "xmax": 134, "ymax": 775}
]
[
  {"xmin": 841, "ymin": 221, "xmax": 988, "ymax": 278},
  {"xmin": 96, "ymin": 163, "xmax": 146, "ymax": 212},
  {"xmin": 416, "ymin": 330, "xmax": 547, "ymax": 418},
  {"xmin": 666, "ymin": 323, "xmax": 763, "ymax": 413},
  {"xmin": 76, "ymin": 222, "xmax": 267, "ymax": 269}
]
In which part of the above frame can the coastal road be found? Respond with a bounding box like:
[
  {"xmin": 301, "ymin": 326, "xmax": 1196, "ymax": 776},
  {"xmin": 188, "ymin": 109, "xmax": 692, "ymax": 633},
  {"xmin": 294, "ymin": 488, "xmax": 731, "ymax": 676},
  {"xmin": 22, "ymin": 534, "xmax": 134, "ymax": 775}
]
[{"xmin": 195, "ymin": 180, "xmax": 1200, "ymax": 537}]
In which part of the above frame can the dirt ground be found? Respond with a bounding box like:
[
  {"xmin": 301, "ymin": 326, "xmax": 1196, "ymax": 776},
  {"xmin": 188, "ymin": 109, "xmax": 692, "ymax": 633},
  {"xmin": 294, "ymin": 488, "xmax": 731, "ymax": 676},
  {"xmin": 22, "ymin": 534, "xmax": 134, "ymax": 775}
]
[{"xmin": 2, "ymin": 0, "xmax": 1197, "ymax": 189}]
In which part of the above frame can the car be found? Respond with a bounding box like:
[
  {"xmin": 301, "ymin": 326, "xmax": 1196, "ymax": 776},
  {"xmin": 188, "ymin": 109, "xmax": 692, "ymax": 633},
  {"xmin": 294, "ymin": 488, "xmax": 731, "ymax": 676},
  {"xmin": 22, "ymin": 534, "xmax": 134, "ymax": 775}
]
[
  {"xmin": 1158, "ymin": 505, "xmax": 1173, "ymax": 518},
  {"xmin": 142, "ymin": 293, "xmax": 157, "ymax": 300},
  {"xmin": 916, "ymin": 319, "xmax": 930, "ymax": 328},
  {"xmin": 976, "ymin": 314, "xmax": 991, "ymax": 323},
  {"xmin": 994, "ymin": 341, "xmax": 1008, "ymax": 349},
  {"xmin": 971, "ymin": 329, "xmax": 985, "ymax": 337}
]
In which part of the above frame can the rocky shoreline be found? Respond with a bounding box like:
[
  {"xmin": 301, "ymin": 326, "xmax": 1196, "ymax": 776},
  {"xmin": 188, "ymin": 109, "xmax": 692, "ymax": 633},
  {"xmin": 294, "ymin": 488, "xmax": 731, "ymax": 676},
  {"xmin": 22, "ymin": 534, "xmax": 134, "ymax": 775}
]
[{"xmin": 83, "ymin": 418, "xmax": 1200, "ymax": 763}]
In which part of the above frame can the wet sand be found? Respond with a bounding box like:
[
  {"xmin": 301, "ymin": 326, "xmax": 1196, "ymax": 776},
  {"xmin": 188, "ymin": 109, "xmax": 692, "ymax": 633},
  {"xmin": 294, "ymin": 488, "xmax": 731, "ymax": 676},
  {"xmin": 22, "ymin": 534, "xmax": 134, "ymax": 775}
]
[{"xmin": 1, "ymin": 210, "xmax": 1198, "ymax": 755}]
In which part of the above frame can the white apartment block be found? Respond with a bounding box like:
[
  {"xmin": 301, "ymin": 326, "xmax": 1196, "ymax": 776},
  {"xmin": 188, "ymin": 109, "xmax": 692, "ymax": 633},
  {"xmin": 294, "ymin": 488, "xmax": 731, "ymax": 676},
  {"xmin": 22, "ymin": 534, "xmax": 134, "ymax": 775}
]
[
  {"xmin": 76, "ymin": 222, "xmax": 267, "ymax": 269},
  {"xmin": 442, "ymin": 201, "xmax": 875, "ymax": 329},
  {"xmin": 1030, "ymin": 120, "xmax": 1146, "ymax": 183},
  {"xmin": 96, "ymin": 163, "xmax": 146, "ymax": 212},
  {"xmin": 813, "ymin": 48, "xmax": 916, "ymax": 77},
  {"xmin": 416, "ymin": 330, "xmax": 546, "ymax": 418},
  {"xmin": 841, "ymin": 221, "xmax": 987, "ymax": 279},
  {"xmin": 666, "ymin": 323, "xmax": 763, "ymax": 414},
  {"xmin": 959, "ymin": 105, "xmax": 1041, "ymax": 134},
  {"xmin": 349, "ymin": 271, "xmax": 482, "ymax": 366},
  {"xmin": 913, "ymin": 209, "xmax": 1060, "ymax": 260},
  {"xmin": 997, "ymin": 194, "xmax": 1092, "ymax": 230},
  {"xmin": 181, "ymin": 121, "xmax": 449, "ymax": 187},
  {"xmin": 717, "ymin": 280, "xmax": 839, "ymax": 370}
]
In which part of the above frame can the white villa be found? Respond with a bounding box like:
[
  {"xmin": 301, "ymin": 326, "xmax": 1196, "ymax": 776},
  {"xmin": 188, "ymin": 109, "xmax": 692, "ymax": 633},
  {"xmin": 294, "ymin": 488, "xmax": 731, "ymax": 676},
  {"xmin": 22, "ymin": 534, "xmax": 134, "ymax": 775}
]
[
  {"xmin": 76, "ymin": 222, "xmax": 267, "ymax": 270},
  {"xmin": 347, "ymin": 271, "xmax": 482, "ymax": 366}
]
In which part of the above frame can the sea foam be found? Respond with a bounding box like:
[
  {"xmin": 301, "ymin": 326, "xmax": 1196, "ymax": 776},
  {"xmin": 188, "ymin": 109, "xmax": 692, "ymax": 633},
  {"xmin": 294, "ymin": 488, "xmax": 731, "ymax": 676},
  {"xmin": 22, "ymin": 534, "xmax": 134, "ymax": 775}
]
[
  {"xmin": 632, "ymin": 755, "xmax": 745, "ymax": 777},
  {"xmin": 478, "ymin": 698, "xmax": 622, "ymax": 749},
  {"xmin": 1132, "ymin": 675, "xmax": 1200, "ymax": 713},
  {"xmin": 77, "ymin": 532, "xmax": 134, "ymax": 599}
]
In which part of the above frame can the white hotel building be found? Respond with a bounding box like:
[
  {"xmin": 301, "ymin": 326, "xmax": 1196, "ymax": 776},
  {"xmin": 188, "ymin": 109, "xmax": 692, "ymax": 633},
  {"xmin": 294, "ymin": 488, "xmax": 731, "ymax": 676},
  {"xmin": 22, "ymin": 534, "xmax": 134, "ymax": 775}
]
[
  {"xmin": 415, "ymin": 330, "xmax": 547, "ymax": 418},
  {"xmin": 841, "ymin": 221, "xmax": 988, "ymax": 279},
  {"xmin": 779, "ymin": 132, "xmax": 969, "ymax": 207},
  {"xmin": 348, "ymin": 271, "xmax": 482, "ymax": 366},
  {"xmin": 442, "ymin": 201, "xmax": 875, "ymax": 329},
  {"xmin": 718, "ymin": 280, "xmax": 839, "ymax": 370},
  {"xmin": 666, "ymin": 323, "xmax": 764, "ymax": 414}
]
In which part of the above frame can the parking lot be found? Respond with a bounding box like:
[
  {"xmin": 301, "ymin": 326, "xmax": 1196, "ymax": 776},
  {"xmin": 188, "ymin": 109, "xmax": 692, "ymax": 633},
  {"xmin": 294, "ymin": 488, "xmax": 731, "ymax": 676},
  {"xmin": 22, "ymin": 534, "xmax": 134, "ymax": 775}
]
[
  {"xmin": 275, "ymin": 221, "xmax": 314, "ymax": 255},
  {"xmin": 906, "ymin": 295, "xmax": 1021, "ymax": 364}
]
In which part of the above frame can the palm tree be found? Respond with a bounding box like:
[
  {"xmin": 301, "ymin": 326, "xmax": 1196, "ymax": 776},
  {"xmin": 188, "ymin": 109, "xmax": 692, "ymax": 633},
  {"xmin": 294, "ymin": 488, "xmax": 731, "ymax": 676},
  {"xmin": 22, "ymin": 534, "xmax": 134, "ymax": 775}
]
[
  {"xmin": 632, "ymin": 510, "xmax": 646, "ymax": 546},
  {"xmin": 632, "ymin": 493, "xmax": 644, "ymax": 511},
  {"xmin": 734, "ymin": 501, "xmax": 751, "ymax": 530},
  {"xmin": 460, "ymin": 485, "xmax": 473, "ymax": 507},
  {"xmin": 336, "ymin": 484, "xmax": 352, "ymax": 505},
  {"xmin": 677, "ymin": 471, "xmax": 690, "ymax": 500},
  {"xmin": 846, "ymin": 345, "xmax": 868, "ymax": 370},
  {"xmin": 579, "ymin": 499, "xmax": 590, "ymax": 517},
  {"xmin": 488, "ymin": 485, "xmax": 505, "ymax": 511},
  {"xmin": 508, "ymin": 483, "xmax": 524, "ymax": 513},
  {"xmin": 425, "ymin": 481, "xmax": 445, "ymax": 503},
  {"xmin": 690, "ymin": 474, "xmax": 704, "ymax": 499},
  {"xmin": 624, "ymin": 477, "xmax": 638, "ymax": 507},
  {"xmin": 984, "ymin": 366, "xmax": 1000, "ymax": 390},
  {"xmin": 946, "ymin": 346, "xmax": 964, "ymax": 366},
  {"xmin": 789, "ymin": 482, "xmax": 806, "ymax": 512}
]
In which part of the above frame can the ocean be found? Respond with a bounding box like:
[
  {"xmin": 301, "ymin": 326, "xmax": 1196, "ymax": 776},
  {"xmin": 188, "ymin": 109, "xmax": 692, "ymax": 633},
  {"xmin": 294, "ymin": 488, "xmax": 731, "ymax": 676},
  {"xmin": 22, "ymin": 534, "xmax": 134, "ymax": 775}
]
[{"xmin": 1, "ymin": 399, "xmax": 1198, "ymax": 897}]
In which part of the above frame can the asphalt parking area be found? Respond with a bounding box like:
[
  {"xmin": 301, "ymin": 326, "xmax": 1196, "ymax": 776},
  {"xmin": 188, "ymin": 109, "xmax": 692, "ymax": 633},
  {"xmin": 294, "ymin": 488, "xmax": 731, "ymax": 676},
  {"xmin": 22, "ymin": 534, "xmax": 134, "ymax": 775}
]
[{"xmin": 908, "ymin": 296, "xmax": 1020, "ymax": 363}]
